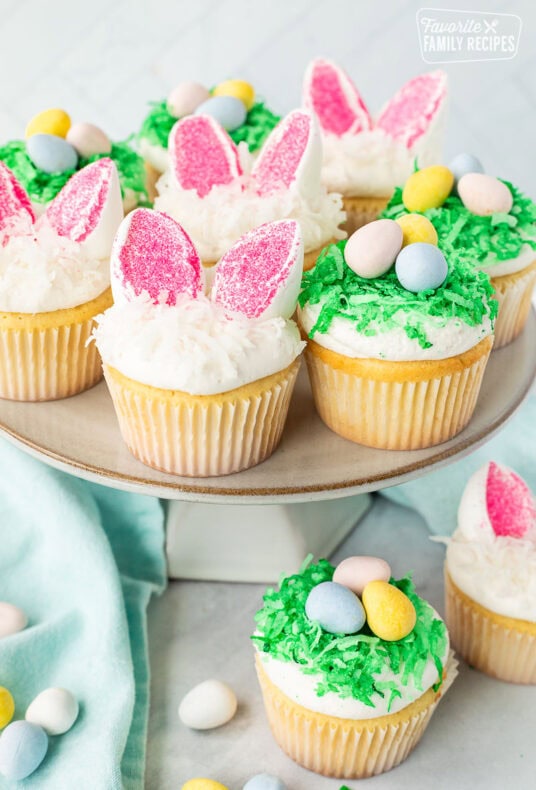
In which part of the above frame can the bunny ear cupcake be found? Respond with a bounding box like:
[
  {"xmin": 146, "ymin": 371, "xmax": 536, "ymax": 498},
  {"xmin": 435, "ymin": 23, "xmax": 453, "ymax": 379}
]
[
  {"xmin": 95, "ymin": 212, "xmax": 305, "ymax": 477},
  {"xmin": 154, "ymin": 109, "xmax": 345, "ymax": 269},
  {"xmin": 303, "ymin": 59, "xmax": 447, "ymax": 233},
  {"xmin": 0, "ymin": 158, "xmax": 123, "ymax": 401}
]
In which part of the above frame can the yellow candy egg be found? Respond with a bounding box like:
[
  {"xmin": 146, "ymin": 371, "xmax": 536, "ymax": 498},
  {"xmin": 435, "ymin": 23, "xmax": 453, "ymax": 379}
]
[
  {"xmin": 396, "ymin": 213, "xmax": 438, "ymax": 247},
  {"xmin": 212, "ymin": 80, "xmax": 255, "ymax": 111},
  {"xmin": 362, "ymin": 581, "xmax": 417, "ymax": 641},
  {"xmin": 25, "ymin": 109, "xmax": 71, "ymax": 139},
  {"xmin": 0, "ymin": 687, "xmax": 15, "ymax": 729},
  {"xmin": 182, "ymin": 780, "xmax": 229, "ymax": 790},
  {"xmin": 402, "ymin": 166, "xmax": 454, "ymax": 213}
]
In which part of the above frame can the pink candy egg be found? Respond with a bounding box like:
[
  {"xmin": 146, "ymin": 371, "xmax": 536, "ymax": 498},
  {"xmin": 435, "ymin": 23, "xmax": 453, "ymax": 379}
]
[
  {"xmin": 66, "ymin": 122, "xmax": 111, "ymax": 158},
  {"xmin": 344, "ymin": 219, "xmax": 402, "ymax": 279},
  {"xmin": 333, "ymin": 556, "xmax": 392, "ymax": 596},
  {"xmin": 457, "ymin": 173, "xmax": 513, "ymax": 216},
  {"xmin": 167, "ymin": 81, "xmax": 210, "ymax": 119}
]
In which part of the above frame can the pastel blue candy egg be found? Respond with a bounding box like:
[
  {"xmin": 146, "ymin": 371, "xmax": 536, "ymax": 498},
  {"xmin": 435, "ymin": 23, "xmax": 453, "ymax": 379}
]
[
  {"xmin": 243, "ymin": 774, "xmax": 287, "ymax": 790},
  {"xmin": 305, "ymin": 581, "xmax": 365, "ymax": 635},
  {"xmin": 26, "ymin": 133, "xmax": 78, "ymax": 174},
  {"xmin": 448, "ymin": 153, "xmax": 484, "ymax": 192},
  {"xmin": 194, "ymin": 96, "xmax": 247, "ymax": 131},
  {"xmin": 395, "ymin": 242, "xmax": 448, "ymax": 293},
  {"xmin": 0, "ymin": 721, "xmax": 48, "ymax": 780}
]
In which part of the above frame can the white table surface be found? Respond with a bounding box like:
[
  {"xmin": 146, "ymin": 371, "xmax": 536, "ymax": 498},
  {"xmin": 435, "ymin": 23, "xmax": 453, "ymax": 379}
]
[{"xmin": 146, "ymin": 494, "xmax": 536, "ymax": 790}]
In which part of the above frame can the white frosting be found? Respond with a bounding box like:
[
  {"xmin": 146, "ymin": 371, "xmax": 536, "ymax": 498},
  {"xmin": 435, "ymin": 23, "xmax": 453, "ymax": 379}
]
[
  {"xmin": 479, "ymin": 243, "xmax": 536, "ymax": 278},
  {"xmin": 299, "ymin": 302, "xmax": 492, "ymax": 361},
  {"xmin": 94, "ymin": 294, "xmax": 305, "ymax": 395},
  {"xmin": 138, "ymin": 138, "xmax": 169, "ymax": 173}
]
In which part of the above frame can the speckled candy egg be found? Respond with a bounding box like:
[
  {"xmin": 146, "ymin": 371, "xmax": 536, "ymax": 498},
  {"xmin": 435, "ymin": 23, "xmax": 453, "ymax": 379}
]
[
  {"xmin": 167, "ymin": 81, "xmax": 211, "ymax": 118},
  {"xmin": 344, "ymin": 219, "xmax": 402, "ymax": 278},
  {"xmin": 178, "ymin": 679, "xmax": 237, "ymax": 730},
  {"xmin": 26, "ymin": 134, "xmax": 78, "ymax": 174},
  {"xmin": 243, "ymin": 774, "xmax": 287, "ymax": 790},
  {"xmin": 0, "ymin": 687, "xmax": 15, "ymax": 729},
  {"xmin": 213, "ymin": 79, "xmax": 255, "ymax": 110},
  {"xmin": 66, "ymin": 122, "xmax": 111, "ymax": 157},
  {"xmin": 182, "ymin": 780, "xmax": 229, "ymax": 790},
  {"xmin": 395, "ymin": 242, "xmax": 448, "ymax": 293},
  {"xmin": 402, "ymin": 166, "xmax": 454, "ymax": 212},
  {"xmin": 333, "ymin": 556, "xmax": 392, "ymax": 596},
  {"xmin": 362, "ymin": 581, "xmax": 417, "ymax": 641},
  {"xmin": 0, "ymin": 601, "xmax": 27, "ymax": 638},
  {"xmin": 0, "ymin": 721, "xmax": 48, "ymax": 781},
  {"xmin": 305, "ymin": 581, "xmax": 365, "ymax": 634},
  {"xmin": 25, "ymin": 108, "xmax": 71, "ymax": 139},
  {"xmin": 457, "ymin": 173, "xmax": 513, "ymax": 216},
  {"xmin": 25, "ymin": 688, "xmax": 79, "ymax": 735},
  {"xmin": 194, "ymin": 96, "xmax": 247, "ymax": 131},
  {"xmin": 395, "ymin": 214, "xmax": 438, "ymax": 248},
  {"xmin": 448, "ymin": 153, "xmax": 484, "ymax": 190}
]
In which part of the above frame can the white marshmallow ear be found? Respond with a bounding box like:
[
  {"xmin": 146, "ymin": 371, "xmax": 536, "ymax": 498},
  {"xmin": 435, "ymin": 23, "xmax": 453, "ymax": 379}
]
[
  {"xmin": 43, "ymin": 158, "xmax": 123, "ymax": 258},
  {"xmin": 111, "ymin": 208, "xmax": 203, "ymax": 306},
  {"xmin": 376, "ymin": 70, "xmax": 447, "ymax": 149},
  {"xmin": 251, "ymin": 109, "xmax": 322, "ymax": 197},
  {"xmin": 168, "ymin": 115, "xmax": 242, "ymax": 198},
  {"xmin": 0, "ymin": 161, "xmax": 35, "ymax": 234},
  {"xmin": 302, "ymin": 58, "xmax": 372, "ymax": 136},
  {"xmin": 211, "ymin": 219, "xmax": 303, "ymax": 320}
]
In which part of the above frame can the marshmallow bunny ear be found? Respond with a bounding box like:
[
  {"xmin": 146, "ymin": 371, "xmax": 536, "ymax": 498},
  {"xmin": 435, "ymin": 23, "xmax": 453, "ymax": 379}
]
[
  {"xmin": 168, "ymin": 115, "xmax": 242, "ymax": 198},
  {"xmin": 376, "ymin": 71, "xmax": 447, "ymax": 149},
  {"xmin": 0, "ymin": 162, "xmax": 35, "ymax": 234},
  {"xmin": 251, "ymin": 110, "xmax": 322, "ymax": 197},
  {"xmin": 302, "ymin": 58, "xmax": 372, "ymax": 136},
  {"xmin": 44, "ymin": 158, "xmax": 123, "ymax": 258},
  {"xmin": 111, "ymin": 208, "xmax": 203, "ymax": 306},
  {"xmin": 485, "ymin": 462, "xmax": 536, "ymax": 539},
  {"xmin": 212, "ymin": 219, "xmax": 303, "ymax": 320}
]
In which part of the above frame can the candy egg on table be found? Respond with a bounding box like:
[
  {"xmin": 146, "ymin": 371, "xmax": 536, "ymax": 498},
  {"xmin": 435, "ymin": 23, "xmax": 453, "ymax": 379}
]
[
  {"xmin": 457, "ymin": 173, "xmax": 513, "ymax": 216},
  {"xmin": 212, "ymin": 79, "xmax": 255, "ymax": 110},
  {"xmin": 362, "ymin": 580, "xmax": 417, "ymax": 641},
  {"xmin": 194, "ymin": 95, "xmax": 247, "ymax": 131},
  {"xmin": 25, "ymin": 108, "xmax": 71, "ymax": 139},
  {"xmin": 395, "ymin": 213, "xmax": 438, "ymax": 248},
  {"xmin": 0, "ymin": 601, "xmax": 27, "ymax": 638},
  {"xmin": 344, "ymin": 219, "xmax": 402, "ymax": 278},
  {"xmin": 395, "ymin": 242, "xmax": 448, "ymax": 292},
  {"xmin": 178, "ymin": 679, "xmax": 237, "ymax": 730},
  {"xmin": 333, "ymin": 556, "xmax": 392, "ymax": 596},
  {"xmin": 0, "ymin": 721, "xmax": 48, "ymax": 781},
  {"xmin": 26, "ymin": 133, "xmax": 78, "ymax": 174},
  {"xmin": 402, "ymin": 165, "xmax": 454, "ymax": 212},
  {"xmin": 167, "ymin": 81, "xmax": 211, "ymax": 118},
  {"xmin": 25, "ymin": 687, "xmax": 79, "ymax": 735},
  {"xmin": 0, "ymin": 688, "xmax": 15, "ymax": 730},
  {"xmin": 66, "ymin": 122, "xmax": 112, "ymax": 157},
  {"xmin": 182, "ymin": 780, "xmax": 229, "ymax": 790},
  {"xmin": 448, "ymin": 153, "xmax": 484, "ymax": 189},
  {"xmin": 305, "ymin": 581, "xmax": 365, "ymax": 634},
  {"xmin": 243, "ymin": 774, "xmax": 287, "ymax": 790}
]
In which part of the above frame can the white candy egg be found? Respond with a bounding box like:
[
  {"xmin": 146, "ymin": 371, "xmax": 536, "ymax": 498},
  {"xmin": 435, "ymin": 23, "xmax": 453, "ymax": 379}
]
[
  {"xmin": 25, "ymin": 688, "xmax": 79, "ymax": 735},
  {"xmin": 457, "ymin": 173, "xmax": 513, "ymax": 216},
  {"xmin": 178, "ymin": 679, "xmax": 237, "ymax": 730},
  {"xmin": 0, "ymin": 602, "xmax": 27, "ymax": 639}
]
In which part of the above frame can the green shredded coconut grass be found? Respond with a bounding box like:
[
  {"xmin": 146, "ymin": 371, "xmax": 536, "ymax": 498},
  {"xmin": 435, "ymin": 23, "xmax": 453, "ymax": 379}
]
[
  {"xmin": 253, "ymin": 559, "xmax": 448, "ymax": 711},
  {"xmin": 299, "ymin": 240, "xmax": 497, "ymax": 349}
]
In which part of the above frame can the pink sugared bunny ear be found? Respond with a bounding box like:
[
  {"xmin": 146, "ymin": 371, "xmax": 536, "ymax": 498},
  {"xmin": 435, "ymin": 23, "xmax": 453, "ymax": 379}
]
[
  {"xmin": 212, "ymin": 219, "xmax": 303, "ymax": 320},
  {"xmin": 111, "ymin": 208, "xmax": 203, "ymax": 306},
  {"xmin": 44, "ymin": 158, "xmax": 123, "ymax": 258},
  {"xmin": 251, "ymin": 109, "xmax": 322, "ymax": 197},
  {"xmin": 0, "ymin": 162, "xmax": 35, "ymax": 234},
  {"xmin": 486, "ymin": 462, "xmax": 536, "ymax": 539},
  {"xmin": 302, "ymin": 58, "xmax": 372, "ymax": 136},
  {"xmin": 168, "ymin": 115, "xmax": 242, "ymax": 198},
  {"xmin": 376, "ymin": 70, "xmax": 447, "ymax": 149}
]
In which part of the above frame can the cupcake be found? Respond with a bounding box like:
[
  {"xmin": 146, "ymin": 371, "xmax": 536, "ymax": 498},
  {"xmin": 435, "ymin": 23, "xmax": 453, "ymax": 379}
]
[
  {"xmin": 303, "ymin": 59, "xmax": 448, "ymax": 234},
  {"xmin": 154, "ymin": 109, "xmax": 345, "ymax": 269},
  {"xmin": 382, "ymin": 158, "xmax": 536, "ymax": 349},
  {"xmin": 298, "ymin": 219, "xmax": 497, "ymax": 450},
  {"xmin": 0, "ymin": 108, "xmax": 148, "ymax": 214},
  {"xmin": 253, "ymin": 555, "xmax": 456, "ymax": 779},
  {"xmin": 444, "ymin": 461, "xmax": 536, "ymax": 684},
  {"xmin": 94, "ymin": 211, "xmax": 305, "ymax": 477},
  {"xmin": 0, "ymin": 158, "xmax": 123, "ymax": 401}
]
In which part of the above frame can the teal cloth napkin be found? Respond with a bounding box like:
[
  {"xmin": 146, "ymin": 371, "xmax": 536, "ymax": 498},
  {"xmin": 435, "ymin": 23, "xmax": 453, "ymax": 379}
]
[
  {"xmin": 0, "ymin": 439, "xmax": 166, "ymax": 789},
  {"xmin": 382, "ymin": 393, "xmax": 536, "ymax": 534}
]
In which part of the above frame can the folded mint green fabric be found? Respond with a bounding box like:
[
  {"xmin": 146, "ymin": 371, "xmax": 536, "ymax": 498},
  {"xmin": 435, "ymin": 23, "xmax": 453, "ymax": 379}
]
[{"xmin": 0, "ymin": 440, "xmax": 166, "ymax": 789}]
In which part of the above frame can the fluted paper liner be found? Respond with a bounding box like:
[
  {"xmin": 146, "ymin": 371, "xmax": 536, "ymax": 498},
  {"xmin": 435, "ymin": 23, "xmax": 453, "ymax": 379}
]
[
  {"xmin": 342, "ymin": 195, "xmax": 390, "ymax": 235},
  {"xmin": 490, "ymin": 258, "xmax": 536, "ymax": 349},
  {"xmin": 445, "ymin": 572, "xmax": 536, "ymax": 684},
  {"xmin": 256, "ymin": 652, "xmax": 457, "ymax": 779},
  {"xmin": 303, "ymin": 335, "xmax": 492, "ymax": 450},
  {"xmin": 104, "ymin": 359, "xmax": 300, "ymax": 477},
  {"xmin": 0, "ymin": 288, "xmax": 112, "ymax": 402}
]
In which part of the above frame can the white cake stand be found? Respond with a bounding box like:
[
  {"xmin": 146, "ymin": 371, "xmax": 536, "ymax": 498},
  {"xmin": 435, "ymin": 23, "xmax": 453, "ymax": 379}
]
[{"xmin": 0, "ymin": 313, "xmax": 534, "ymax": 581}]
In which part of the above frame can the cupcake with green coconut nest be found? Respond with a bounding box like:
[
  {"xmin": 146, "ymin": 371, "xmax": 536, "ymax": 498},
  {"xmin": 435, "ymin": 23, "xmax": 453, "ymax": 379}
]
[
  {"xmin": 382, "ymin": 156, "xmax": 536, "ymax": 349},
  {"xmin": 298, "ymin": 219, "xmax": 497, "ymax": 450},
  {"xmin": 253, "ymin": 556, "xmax": 457, "ymax": 780}
]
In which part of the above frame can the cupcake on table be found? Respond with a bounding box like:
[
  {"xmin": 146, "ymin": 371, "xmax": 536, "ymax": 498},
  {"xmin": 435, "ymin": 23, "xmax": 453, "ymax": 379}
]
[
  {"xmin": 153, "ymin": 109, "xmax": 345, "ymax": 269},
  {"xmin": 382, "ymin": 156, "xmax": 536, "ymax": 348},
  {"xmin": 0, "ymin": 109, "xmax": 148, "ymax": 214},
  {"xmin": 444, "ymin": 461, "xmax": 536, "ymax": 684},
  {"xmin": 302, "ymin": 59, "xmax": 448, "ymax": 234},
  {"xmin": 253, "ymin": 555, "xmax": 456, "ymax": 779}
]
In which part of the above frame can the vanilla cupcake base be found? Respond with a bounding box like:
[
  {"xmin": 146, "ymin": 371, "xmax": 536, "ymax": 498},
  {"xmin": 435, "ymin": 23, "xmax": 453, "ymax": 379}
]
[
  {"xmin": 302, "ymin": 335, "xmax": 493, "ymax": 450},
  {"xmin": 342, "ymin": 195, "xmax": 390, "ymax": 235},
  {"xmin": 0, "ymin": 288, "xmax": 112, "ymax": 402},
  {"xmin": 104, "ymin": 359, "xmax": 300, "ymax": 477},
  {"xmin": 490, "ymin": 258, "xmax": 536, "ymax": 349}
]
